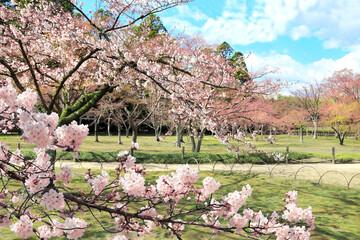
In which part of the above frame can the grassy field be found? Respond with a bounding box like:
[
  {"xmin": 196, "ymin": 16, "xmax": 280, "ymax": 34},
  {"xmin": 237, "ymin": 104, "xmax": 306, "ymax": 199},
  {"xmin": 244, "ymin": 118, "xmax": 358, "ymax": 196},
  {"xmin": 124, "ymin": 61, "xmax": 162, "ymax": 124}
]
[
  {"xmin": 0, "ymin": 169, "xmax": 358, "ymax": 240},
  {"xmin": 2, "ymin": 134, "xmax": 360, "ymax": 162}
]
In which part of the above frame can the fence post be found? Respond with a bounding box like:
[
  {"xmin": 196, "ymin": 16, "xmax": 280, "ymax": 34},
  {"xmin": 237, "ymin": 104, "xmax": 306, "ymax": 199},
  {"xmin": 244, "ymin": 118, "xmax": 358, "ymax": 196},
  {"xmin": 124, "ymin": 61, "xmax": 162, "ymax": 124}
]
[
  {"xmin": 182, "ymin": 146, "xmax": 185, "ymax": 161},
  {"xmin": 17, "ymin": 143, "xmax": 20, "ymax": 150},
  {"xmin": 332, "ymin": 147, "xmax": 336, "ymax": 164},
  {"xmin": 286, "ymin": 146, "xmax": 289, "ymax": 164}
]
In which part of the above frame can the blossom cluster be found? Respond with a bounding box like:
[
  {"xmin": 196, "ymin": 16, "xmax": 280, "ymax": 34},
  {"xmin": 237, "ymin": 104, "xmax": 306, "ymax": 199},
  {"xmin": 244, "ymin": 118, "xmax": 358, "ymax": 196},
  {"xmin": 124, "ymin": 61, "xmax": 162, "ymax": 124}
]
[
  {"xmin": 156, "ymin": 164, "xmax": 199, "ymax": 202},
  {"xmin": 55, "ymin": 121, "xmax": 89, "ymax": 152},
  {"xmin": 9, "ymin": 148, "xmax": 23, "ymax": 165},
  {"xmin": 41, "ymin": 189, "xmax": 66, "ymax": 211},
  {"xmin": 120, "ymin": 170, "xmax": 146, "ymax": 197},
  {"xmin": 57, "ymin": 165, "xmax": 72, "ymax": 185},
  {"xmin": 88, "ymin": 170, "xmax": 110, "ymax": 195},
  {"xmin": 10, "ymin": 215, "xmax": 33, "ymax": 239}
]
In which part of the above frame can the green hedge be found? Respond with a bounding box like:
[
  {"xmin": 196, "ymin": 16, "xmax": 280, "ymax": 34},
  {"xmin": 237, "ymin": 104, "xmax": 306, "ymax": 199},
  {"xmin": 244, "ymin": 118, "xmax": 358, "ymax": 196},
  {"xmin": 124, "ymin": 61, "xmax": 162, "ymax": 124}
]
[
  {"xmin": 19, "ymin": 150, "xmax": 319, "ymax": 164},
  {"xmin": 20, "ymin": 149, "xmax": 357, "ymax": 164}
]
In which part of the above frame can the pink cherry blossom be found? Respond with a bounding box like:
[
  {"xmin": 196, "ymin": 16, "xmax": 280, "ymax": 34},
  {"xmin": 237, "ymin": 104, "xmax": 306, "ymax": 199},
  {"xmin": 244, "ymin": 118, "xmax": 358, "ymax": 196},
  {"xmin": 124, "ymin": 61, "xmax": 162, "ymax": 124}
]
[
  {"xmin": 10, "ymin": 215, "xmax": 33, "ymax": 239},
  {"xmin": 38, "ymin": 225, "xmax": 52, "ymax": 240},
  {"xmin": 88, "ymin": 170, "xmax": 110, "ymax": 195},
  {"xmin": 41, "ymin": 189, "xmax": 66, "ymax": 211},
  {"xmin": 63, "ymin": 217, "xmax": 87, "ymax": 240},
  {"xmin": 124, "ymin": 155, "xmax": 136, "ymax": 169},
  {"xmin": 57, "ymin": 165, "xmax": 72, "ymax": 185},
  {"xmin": 120, "ymin": 170, "xmax": 146, "ymax": 197}
]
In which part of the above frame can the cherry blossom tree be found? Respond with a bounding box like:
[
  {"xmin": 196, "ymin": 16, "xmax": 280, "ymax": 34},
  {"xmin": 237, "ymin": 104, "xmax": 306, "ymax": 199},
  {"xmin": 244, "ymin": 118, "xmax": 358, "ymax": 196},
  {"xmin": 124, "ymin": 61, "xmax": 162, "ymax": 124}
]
[
  {"xmin": 321, "ymin": 69, "xmax": 360, "ymax": 145},
  {"xmin": 0, "ymin": 80, "xmax": 315, "ymax": 240},
  {"xmin": 0, "ymin": 1, "xmax": 315, "ymax": 239},
  {"xmin": 292, "ymin": 83, "xmax": 323, "ymax": 139}
]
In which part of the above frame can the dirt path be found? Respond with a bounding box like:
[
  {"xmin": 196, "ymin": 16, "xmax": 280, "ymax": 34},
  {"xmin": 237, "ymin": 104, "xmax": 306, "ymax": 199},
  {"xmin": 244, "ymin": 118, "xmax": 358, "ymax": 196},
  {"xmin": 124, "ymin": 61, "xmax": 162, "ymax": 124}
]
[{"xmin": 55, "ymin": 161, "xmax": 360, "ymax": 188}]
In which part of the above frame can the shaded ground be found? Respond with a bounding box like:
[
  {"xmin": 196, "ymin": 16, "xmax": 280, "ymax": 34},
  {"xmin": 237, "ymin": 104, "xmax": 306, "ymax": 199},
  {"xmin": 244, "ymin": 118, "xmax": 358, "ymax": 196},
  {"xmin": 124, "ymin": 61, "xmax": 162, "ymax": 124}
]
[{"xmin": 56, "ymin": 161, "xmax": 360, "ymax": 189}]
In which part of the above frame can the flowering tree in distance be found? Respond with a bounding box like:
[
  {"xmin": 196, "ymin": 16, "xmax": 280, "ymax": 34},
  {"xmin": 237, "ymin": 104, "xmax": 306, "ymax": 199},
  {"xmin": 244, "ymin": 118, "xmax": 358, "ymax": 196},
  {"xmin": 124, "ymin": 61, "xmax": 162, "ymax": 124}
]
[
  {"xmin": 321, "ymin": 69, "xmax": 360, "ymax": 145},
  {"xmin": 292, "ymin": 83, "xmax": 322, "ymax": 139},
  {"xmin": 0, "ymin": 0, "xmax": 315, "ymax": 239}
]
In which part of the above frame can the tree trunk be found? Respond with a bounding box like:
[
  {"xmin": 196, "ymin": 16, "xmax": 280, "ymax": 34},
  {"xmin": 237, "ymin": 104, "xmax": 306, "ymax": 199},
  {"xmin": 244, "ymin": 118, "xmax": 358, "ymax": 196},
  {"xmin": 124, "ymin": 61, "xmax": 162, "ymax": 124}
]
[
  {"xmin": 339, "ymin": 132, "xmax": 346, "ymax": 145},
  {"xmin": 332, "ymin": 127, "xmax": 346, "ymax": 145},
  {"xmin": 47, "ymin": 149, "xmax": 56, "ymax": 188},
  {"xmin": 107, "ymin": 118, "xmax": 111, "ymax": 136},
  {"xmin": 190, "ymin": 135, "xmax": 196, "ymax": 152},
  {"xmin": 260, "ymin": 124, "xmax": 264, "ymax": 136},
  {"xmin": 175, "ymin": 123, "xmax": 183, "ymax": 147},
  {"xmin": 125, "ymin": 128, "xmax": 130, "ymax": 138},
  {"xmin": 94, "ymin": 121, "xmax": 99, "ymax": 142},
  {"xmin": 195, "ymin": 138, "xmax": 202, "ymax": 152},
  {"xmin": 313, "ymin": 120, "xmax": 318, "ymax": 139},
  {"xmin": 117, "ymin": 125, "xmax": 122, "ymax": 144},
  {"xmin": 194, "ymin": 129, "xmax": 206, "ymax": 152},
  {"xmin": 132, "ymin": 126, "xmax": 138, "ymax": 143},
  {"xmin": 155, "ymin": 128, "xmax": 160, "ymax": 142},
  {"xmin": 299, "ymin": 126, "xmax": 303, "ymax": 144}
]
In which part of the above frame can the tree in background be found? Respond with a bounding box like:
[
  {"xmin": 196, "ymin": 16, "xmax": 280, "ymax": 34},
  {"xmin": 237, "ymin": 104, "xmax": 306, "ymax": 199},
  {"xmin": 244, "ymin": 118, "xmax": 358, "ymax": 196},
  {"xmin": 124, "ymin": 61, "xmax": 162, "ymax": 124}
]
[
  {"xmin": 321, "ymin": 69, "xmax": 360, "ymax": 145},
  {"xmin": 217, "ymin": 41, "xmax": 251, "ymax": 83},
  {"xmin": 292, "ymin": 83, "xmax": 323, "ymax": 139}
]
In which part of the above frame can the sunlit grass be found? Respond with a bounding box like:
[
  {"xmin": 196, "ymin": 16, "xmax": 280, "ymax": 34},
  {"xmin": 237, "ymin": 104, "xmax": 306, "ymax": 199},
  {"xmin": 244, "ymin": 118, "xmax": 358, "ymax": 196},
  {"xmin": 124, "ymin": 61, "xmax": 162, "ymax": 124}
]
[
  {"xmin": 2, "ymin": 134, "xmax": 360, "ymax": 162},
  {"xmin": 0, "ymin": 168, "xmax": 359, "ymax": 239}
]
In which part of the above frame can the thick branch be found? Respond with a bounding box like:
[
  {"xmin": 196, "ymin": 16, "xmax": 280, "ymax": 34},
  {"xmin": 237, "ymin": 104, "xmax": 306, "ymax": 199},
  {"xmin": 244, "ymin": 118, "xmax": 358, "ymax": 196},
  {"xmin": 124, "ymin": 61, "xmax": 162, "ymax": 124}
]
[
  {"xmin": 0, "ymin": 58, "xmax": 25, "ymax": 92},
  {"xmin": 58, "ymin": 84, "xmax": 116, "ymax": 126},
  {"xmin": 48, "ymin": 48, "xmax": 101, "ymax": 114},
  {"xmin": 18, "ymin": 40, "xmax": 48, "ymax": 112}
]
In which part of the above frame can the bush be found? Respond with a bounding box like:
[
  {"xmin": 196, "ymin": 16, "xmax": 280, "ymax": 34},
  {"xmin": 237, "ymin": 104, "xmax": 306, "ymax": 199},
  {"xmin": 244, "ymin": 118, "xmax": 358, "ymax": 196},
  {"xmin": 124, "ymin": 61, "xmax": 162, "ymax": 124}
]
[{"xmin": 19, "ymin": 150, "xmax": 318, "ymax": 164}]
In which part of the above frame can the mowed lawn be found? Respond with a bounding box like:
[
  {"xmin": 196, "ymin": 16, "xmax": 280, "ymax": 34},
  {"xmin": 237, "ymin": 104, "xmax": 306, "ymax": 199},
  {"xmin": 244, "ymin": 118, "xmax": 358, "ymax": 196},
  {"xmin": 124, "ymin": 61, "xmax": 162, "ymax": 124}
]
[
  {"xmin": 2, "ymin": 134, "xmax": 360, "ymax": 160},
  {"xmin": 3, "ymin": 133, "xmax": 360, "ymax": 153},
  {"xmin": 0, "ymin": 169, "xmax": 358, "ymax": 240}
]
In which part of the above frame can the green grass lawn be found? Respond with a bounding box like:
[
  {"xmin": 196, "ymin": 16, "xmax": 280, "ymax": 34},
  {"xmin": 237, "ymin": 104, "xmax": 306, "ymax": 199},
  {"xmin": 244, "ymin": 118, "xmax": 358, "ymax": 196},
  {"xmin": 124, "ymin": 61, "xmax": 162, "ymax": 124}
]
[
  {"xmin": 0, "ymin": 169, "xmax": 358, "ymax": 239},
  {"xmin": 2, "ymin": 134, "xmax": 360, "ymax": 162}
]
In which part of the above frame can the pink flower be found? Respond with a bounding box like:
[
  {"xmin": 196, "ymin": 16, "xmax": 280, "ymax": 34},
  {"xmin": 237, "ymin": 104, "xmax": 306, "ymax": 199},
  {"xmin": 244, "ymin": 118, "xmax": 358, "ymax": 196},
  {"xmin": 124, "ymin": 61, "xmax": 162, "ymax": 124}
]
[
  {"xmin": 63, "ymin": 217, "xmax": 87, "ymax": 239},
  {"xmin": 124, "ymin": 155, "xmax": 136, "ymax": 169},
  {"xmin": 201, "ymin": 177, "xmax": 221, "ymax": 199},
  {"xmin": 41, "ymin": 189, "xmax": 65, "ymax": 210},
  {"xmin": 57, "ymin": 165, "xmax": 72, "ymax": 185},
  {"xmin": 0, "ymin": 214, "xmax": 11, "ymax": 227},
  {"xmin": 16, "ymin": 89, "xmax": 37, "ymax": 111},
  {"xmin": 88, "ymin": 170, "xmax": 110, "ymax": 195},
  {"xmin": 113, "ymin": 235, "xmax": 128, "ymax": 240},
  {"xmin": 38, "ymin": 225, "xmax": 52, "ymax": 240},
  {"xmin": 228, "ymin": 214, "xmax": 248, "ymax": 233},
  {"xmin": 10, "ymin": 215, "xmax": 33, "ymax": 239},
  {"xmin": 9, "ymin": 148, "xmax": 23, "ymax": 165},
  {"xmin": 55, "ymin": 121, "xmax": 88, "ymax": 152},
  {"xmin": 120, "ymin": 170, "xmax": 146, "ymax": 197},
  {"xmin": 131, "ymin": 141, "xmax": 140, "ymax": 150}
]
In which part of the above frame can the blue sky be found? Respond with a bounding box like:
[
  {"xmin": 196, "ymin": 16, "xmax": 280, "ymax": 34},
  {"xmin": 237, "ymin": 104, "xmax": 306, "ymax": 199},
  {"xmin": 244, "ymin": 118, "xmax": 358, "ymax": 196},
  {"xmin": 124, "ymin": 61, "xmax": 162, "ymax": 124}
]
[
  {"xmin": 158, "ymin": 0, "xmax": 360, "ymax": 89},
  {"xmin": 82, "ymin": 0, "xmax": 360, "ymax": 90}
]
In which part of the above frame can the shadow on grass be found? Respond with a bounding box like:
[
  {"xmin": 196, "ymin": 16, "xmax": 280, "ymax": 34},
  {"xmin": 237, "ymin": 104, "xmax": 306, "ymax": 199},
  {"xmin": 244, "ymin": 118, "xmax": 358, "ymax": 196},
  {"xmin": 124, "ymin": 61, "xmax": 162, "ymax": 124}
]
[{"xmin": 314, "ymin": 227, "xmax": 359, "ymax": 240}]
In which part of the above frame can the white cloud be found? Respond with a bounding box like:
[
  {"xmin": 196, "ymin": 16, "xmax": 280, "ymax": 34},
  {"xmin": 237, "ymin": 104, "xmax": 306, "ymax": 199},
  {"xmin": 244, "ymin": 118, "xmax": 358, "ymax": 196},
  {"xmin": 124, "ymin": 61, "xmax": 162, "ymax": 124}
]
[
  {"xmin": 161, "ymin": 17, "xmax": 201, "ymax": 33},
  {"xmin": 166, "ymin": 0, "xmax": 360, "ymax": 50},
  {"xmin": 290, "ymin": 25, "xmax": 310, "ymax": 40},
  {"xmin": 175, "ymin": 5, "xmax": 208, "ymax": 21},
  {"xmin": 323, "ymin": 39, "xmax": 340, "ymax": 49},
  {"xmin": 245, "ymin": 49, "xmax": 360, "ymax": 87}
]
